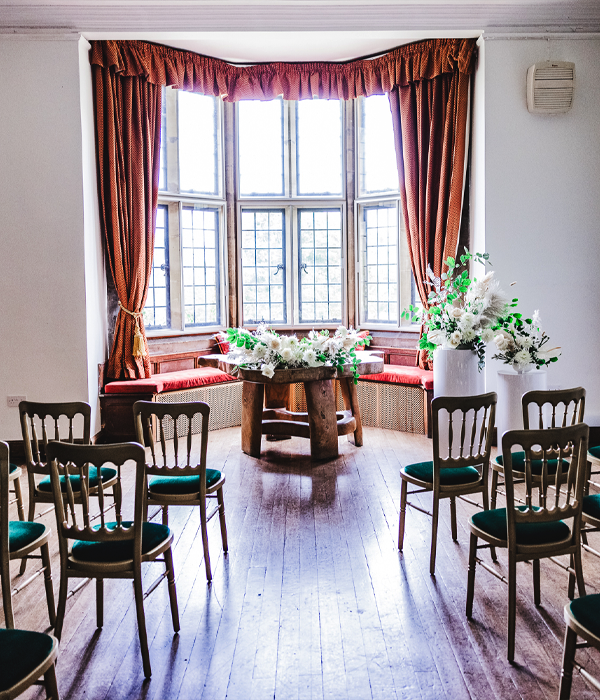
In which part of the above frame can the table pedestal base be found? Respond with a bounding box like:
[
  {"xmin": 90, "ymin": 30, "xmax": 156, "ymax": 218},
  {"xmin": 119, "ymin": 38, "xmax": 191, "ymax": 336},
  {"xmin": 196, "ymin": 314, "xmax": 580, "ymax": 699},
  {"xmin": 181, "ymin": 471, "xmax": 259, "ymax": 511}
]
[{"xmin": 241, "ymin": 377, "xmax": 363, "ymax": 460}]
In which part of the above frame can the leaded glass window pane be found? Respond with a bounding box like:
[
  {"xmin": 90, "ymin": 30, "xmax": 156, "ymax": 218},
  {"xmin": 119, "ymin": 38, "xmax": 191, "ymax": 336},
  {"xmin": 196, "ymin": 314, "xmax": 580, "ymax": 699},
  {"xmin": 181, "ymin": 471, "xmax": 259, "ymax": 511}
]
[
  {"xmin": 143, "ymin": 205, "xmax": 170, "ymax": 329},
  {"xmin": 359, "ymin": 95, "xmax": 399, "ymax": 196},
  {"xmin": 362, "ymin": 204, "xmax": 398, "ymax": 323},
  {"xmin": 181, "ymin": 206, "xmax": 219, "ymax": 326},
  {"xmin": 298, "ymin": 209, "xmax": 343, "ymax": 323},
  {"xmin": 241, "ymin": 209, "xmax": 286, "ymax": 323},
  {"xmin": 238, "ymin": 99, "xmax": 285, "ymax": 196},
  {"xmin": 178, "ymin": 91, "xmax": 219, "ymax": 195},
  {"xmin": 296, "ymin": 100, "xmax": 343, "ymax": 196}
]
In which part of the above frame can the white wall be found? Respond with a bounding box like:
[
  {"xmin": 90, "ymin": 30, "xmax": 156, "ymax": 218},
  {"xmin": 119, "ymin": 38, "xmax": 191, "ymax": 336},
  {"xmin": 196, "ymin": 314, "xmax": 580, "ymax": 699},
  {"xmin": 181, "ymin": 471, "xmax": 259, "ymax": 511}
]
[
  {"xmin": 0, "ymin": 36, "xmax": 104, "ymax": 440},
  {"xmin": 484, "ymin": 38, "xmax": 600, "ymax": 422}
]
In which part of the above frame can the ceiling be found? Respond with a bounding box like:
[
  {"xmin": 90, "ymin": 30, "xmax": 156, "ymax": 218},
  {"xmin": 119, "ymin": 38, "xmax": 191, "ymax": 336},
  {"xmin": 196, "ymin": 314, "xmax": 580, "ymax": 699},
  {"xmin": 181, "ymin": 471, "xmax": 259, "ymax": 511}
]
[{"xmin": 1, "ymin": 1, "xmax": 600, "ymax": 62}]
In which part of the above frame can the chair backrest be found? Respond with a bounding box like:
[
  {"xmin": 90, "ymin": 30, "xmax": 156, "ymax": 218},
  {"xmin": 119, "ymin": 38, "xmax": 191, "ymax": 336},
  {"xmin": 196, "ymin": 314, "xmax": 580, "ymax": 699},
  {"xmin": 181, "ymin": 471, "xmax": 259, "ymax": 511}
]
[
  {"xmin": 0, "ymin": 441, "xmax": 9, "ymax": 583},
  {"xmin": 19, "ymin": 401, "xmax": 91, "ymax": 479},
  {"xmin": 501, "ymin": 423, "xmax": 589, "ymax": 543},
  {"xmin": 45, "ymin": 441, "xmax": 145, "ymax": 561},
  {"xmin": 432, "ymin": 392, "xmax": 497, "ymax": 479},
  {"xmin": 133, "ymin": 400, "xmax": 210, "ymax": 495},
  {"xmin": 522, "ymin": 387, "xmax": 585, "ymax": 430}
]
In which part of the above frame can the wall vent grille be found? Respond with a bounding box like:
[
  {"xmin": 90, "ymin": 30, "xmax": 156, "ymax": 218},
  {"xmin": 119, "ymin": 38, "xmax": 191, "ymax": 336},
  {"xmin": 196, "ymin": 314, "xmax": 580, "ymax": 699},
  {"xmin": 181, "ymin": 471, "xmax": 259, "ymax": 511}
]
[{"xmin": 527, "ymin": 61, "xmax": 575, "ymax": 114}]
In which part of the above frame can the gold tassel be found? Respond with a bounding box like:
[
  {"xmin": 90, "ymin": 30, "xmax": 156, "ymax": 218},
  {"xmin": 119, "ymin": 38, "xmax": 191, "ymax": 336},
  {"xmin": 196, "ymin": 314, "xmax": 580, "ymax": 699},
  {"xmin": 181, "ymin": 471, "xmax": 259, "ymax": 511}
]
[{"xmin": 119, "ymin": 301, "xmax": 147, "ymax": 359}]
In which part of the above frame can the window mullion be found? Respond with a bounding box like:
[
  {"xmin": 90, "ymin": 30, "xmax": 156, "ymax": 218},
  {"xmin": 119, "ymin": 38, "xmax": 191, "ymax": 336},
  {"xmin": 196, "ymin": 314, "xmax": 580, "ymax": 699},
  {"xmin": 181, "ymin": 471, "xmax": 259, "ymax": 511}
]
[
  {"xmin": 165, "ymin": 87, "xmax": 179, "ymax": 193},
  {"xmin": 287, "ymin": 101, "xmax": 296, "ymax": 198},
  {"xmin": 169, "ymin": 201, "xmax": 183, "ymax": 331},
  {"xmin": 289, "ymin": 205, "xmax": 297, "ymax": 326}
]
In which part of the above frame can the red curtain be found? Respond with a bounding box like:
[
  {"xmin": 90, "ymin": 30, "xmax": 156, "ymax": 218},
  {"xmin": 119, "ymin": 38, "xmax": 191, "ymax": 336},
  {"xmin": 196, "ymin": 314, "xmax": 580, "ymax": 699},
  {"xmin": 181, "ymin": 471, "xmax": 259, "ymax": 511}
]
[
  {"xmin": 388, "ymin": 51, "xmax": 473, "ymax": 368},
  {"xmin": 92, "ymin": 62, "xmax": 161, "ymax": 379}
]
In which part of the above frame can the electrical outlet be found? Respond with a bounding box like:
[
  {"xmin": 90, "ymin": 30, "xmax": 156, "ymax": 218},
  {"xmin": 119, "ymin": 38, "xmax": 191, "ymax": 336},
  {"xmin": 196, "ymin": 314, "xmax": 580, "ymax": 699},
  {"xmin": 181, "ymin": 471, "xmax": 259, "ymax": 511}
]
[{"xmin": 7, "ymin": 396, "xmax": 26, "ymax": 408}]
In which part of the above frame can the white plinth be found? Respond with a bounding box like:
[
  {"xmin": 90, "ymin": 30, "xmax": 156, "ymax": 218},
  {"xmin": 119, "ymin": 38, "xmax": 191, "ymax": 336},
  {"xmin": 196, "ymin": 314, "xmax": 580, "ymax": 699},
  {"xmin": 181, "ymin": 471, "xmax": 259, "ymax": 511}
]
[
  {"xmin": 496, "ymin": 368, "xmax": 547, "ymax": 445},
  {"xmin": 433, "ymin": 347, "xmax": 485, "ymax": 456},
  {"xmin": 433, "ymin": 347, "xmax": 485, "ymax": 398}
]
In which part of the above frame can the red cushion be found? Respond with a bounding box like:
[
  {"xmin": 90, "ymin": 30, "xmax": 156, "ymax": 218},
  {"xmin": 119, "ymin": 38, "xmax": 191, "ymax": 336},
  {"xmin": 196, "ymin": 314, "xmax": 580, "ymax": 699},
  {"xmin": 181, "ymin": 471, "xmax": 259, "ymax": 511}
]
[
  {"xmin": 105, "ymin": 367, "xmax": 237, "ymax": 395},
  {"xmin": 360, "ymin": 364, "xmax": 433, "ymax": 391},
  {"xmin": 357, "ymin": 330, "xmax": 370, "ymax": 338},
  {"xmin": 215, "ymin": 333, "xmax": 230, "ymax": 355}
]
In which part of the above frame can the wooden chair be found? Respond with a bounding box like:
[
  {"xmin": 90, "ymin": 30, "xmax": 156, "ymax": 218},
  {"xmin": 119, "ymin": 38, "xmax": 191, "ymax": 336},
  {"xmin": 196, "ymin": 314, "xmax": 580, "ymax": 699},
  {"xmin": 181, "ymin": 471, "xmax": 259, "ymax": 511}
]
[
  {"xmin": 45, "ymin": 441, "xmax": 180, "ymax": 678},
  {"xmin": 7, "ymin": 465, "xmax": 24, "ymax": 523},
  {"xmin": 558, "ymin": 594, "xmax": 600, "ymax": 699},
  {"xmin": 466, "ymin": 423, "xmax": 589, "ymax": 662},
  {"xmin": 575, "ymin": 444, "xmax": 600, "ymax": 560},
  {"xmin": 490, "ymin": 387, "xmax": 586, "ymax": 513},
  {"xmin": 133, "ymin": 400, "xmax": 228, "ymax": 583},
  {"xmin": 0, "ymin": 628, "xmax": 59, "ymax": 700},
  {"xmin": 399, "ymin": 392, "xmax": 497, "ymax": 576},
  {"xmin": 19, "ymin": 401, "xmax": 120, "ymax": 575},
  {"xmin": 0, "ymin": 441, "xmax": 55, "ymax": 630}
]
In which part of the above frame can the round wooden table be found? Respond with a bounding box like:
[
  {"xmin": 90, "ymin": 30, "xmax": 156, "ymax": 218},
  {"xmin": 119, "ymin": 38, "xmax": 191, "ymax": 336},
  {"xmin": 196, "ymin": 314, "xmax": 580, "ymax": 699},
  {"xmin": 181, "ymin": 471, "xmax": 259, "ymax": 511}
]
[{"xmin": 200, "ymin": 352, "xmax": 384, "ymax": 460}]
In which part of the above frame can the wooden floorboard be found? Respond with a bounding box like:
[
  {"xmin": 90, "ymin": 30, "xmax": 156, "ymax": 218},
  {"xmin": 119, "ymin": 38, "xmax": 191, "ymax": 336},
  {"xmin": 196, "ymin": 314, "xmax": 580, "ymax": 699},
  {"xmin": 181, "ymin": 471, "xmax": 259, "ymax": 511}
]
[{"xmin": 6, "ymin": 426, "xmax": 600, "ymax": 700}]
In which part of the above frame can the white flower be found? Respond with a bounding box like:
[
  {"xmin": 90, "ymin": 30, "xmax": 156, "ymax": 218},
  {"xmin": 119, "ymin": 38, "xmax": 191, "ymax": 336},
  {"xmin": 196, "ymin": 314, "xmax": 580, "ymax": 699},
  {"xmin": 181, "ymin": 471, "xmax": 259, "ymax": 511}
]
[
  {"xmin": 449, "ymin": 307, "xmax": 464, "ymax": 320},
  {"xmin": 302, "ymin": 349, "xmax": 320, "ymax": 366},
  {"xmin": 448, "ymin": 331, "xmax": 462, "ymax": 347},
  {"xmin": 514, "ymin": 349, "xmax": 531, "ymax": 367},
  {"xmin": 461, "ymin": 312, "xmax": 476, "ymax": 328},
  {"xmin": 280, "ymin": 347, "xmax": 294, "ymax": 362},
  {"xmin": 494, "ymin": 332, "xmax": 513, "ymax": 352},
  {"xmin": 462, "ymin": 328, "xmax": 477, "ymax": 343},
  {"xmin": 261, "ymin": 363, "xmax": 276, "ymax": 378},
  {"xmin": 265, "ymin": 334, "xmax": 282, "ymax": 351},
  {"xmin": 342, "ymin": 336, "xmax": 355, "ymax": 350},
  {"xmin": 532, "ymin": 310, "xmax": 542, "ymax": 331},
  {"xmin": 252, "ymin": 343, "xmax": 267, "ymax": 359},
  {"xmin": 538, "ymin": 346, "xmax": 561, "ymax": 360},
  {"xmin": 427, "ymin": 328, "xmax": 444, "ymax": 345},
  {"xmin": 481, "ymin": 328, "xmax": 494, "ymax": 343},
  {"xmin": 336, "ymin": 326, "xmax": 349, "ymax": 338}
]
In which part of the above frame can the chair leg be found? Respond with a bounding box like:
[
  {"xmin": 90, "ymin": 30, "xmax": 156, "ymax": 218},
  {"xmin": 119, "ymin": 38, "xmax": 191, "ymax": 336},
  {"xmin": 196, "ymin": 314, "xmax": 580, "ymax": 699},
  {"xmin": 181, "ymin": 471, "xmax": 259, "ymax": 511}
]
[
  {"xmin": 507, "ymin": 553, "xmax": 517, "ymax": 662},
  {"xmin": 200, "ymin": 500, "xmax": 212, "ymax": 582},
  {"xmin": 96, "ymin": 578, "xmax": 104, "ymax": 628},
  {"xmin": 398, "ymin": 478, "xmax": 408, "ymax": 551},
  {"xmin": 533, "ymin": 559, "xmax": 541, "ymax": 606},
  {"xmin": 450, "ymin": 496, "xmax": 458, "ymax": 541},
  {"xmin": 430, "ymin": 493, "xmax": 440, "ymax": 576},
  {"xmin": 568, "ymin": 553, "xmax": 576, "ymax": 600},
  {"xmin": 162, "ymin": 506, "xmax": 169, "ymax": 527},
  {"xmin": 558, "ymin": 625, "xmax": 578, "ymax": 700},
  {"xmin": 466, "ymin": 533, "xmax": 477, "ymax": 619},
  {"xmin": 490, "ymin": 469, "xmax": 499, "ymax": 510},
  {"xmin": 133, "ymin": 569, "xmax": 151, "ymax": 678},
  {"xmin": 13, "ymin": 475, "xmax": 25, "ymax": 521},
  {"xmin": 41, "ymin": 542, "xmax": 56, "ymax": 627},
  {"xmin": 54, "ymin": 569, "xmax": 69, "ymax": 640},
  {"xmin": 217, "ymin": 487, "xmax": 228, "ymax": 553},
  {"xmin": 1, "ymin": 557, "xmax": 14, "ymax": 629},
  {"xmin": 44, "ymin": 662, "xmax": 61, "ymax": 700},
  {"xmin": 20, "ymin": 499, "xmax": 37, "ymax": 576},
  {"xmin": 164, "ymin": 546, "xmax": 180, "ymax": 633},
  {"xmin": 573, "ymin": 547, "xmax": 586, "ymax": 598}
]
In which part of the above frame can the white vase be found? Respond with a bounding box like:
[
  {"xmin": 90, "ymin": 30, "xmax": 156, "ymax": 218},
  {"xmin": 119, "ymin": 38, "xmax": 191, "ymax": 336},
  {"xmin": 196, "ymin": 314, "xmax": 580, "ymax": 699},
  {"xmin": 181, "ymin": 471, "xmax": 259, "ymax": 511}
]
[
  {"xmin": 433, "ymin": 346, "xmax": 485, "ymax": 399},
  {"xmin": 496, "ymin": 368, "xmax": 547, "ymax": 445},
  {"xmin": 433, "ymin": 346, "xmax": 485, "ymax": 455}
]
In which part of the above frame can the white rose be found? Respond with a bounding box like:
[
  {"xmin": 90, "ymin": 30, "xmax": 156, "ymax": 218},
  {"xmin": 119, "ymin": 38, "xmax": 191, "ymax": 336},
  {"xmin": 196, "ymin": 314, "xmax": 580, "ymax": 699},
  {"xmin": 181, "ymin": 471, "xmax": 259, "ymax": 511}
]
[
  {"xmin": 303, "ymin": 349, "xmax": 318, "ymax": 366},
  {"xmin": 448, "ymin": 331, "xmax": 462, "ymax": 347},
  {"xmin": 342, "ymin": 336, "xmax": 355, "ymax": 349},
  {"xmin": 494, "ymin": 333, "xmax": 512, "ymax": 351},
  {"xmin": 336, "ymin": 326, "xmax": 349, "ymax": 338},
  {"xmin": 261, "ymin": 363, "xmax": 275, "ymax": 378},
  {"xmin": 265, "ymin": 334, "xmax": 282, "ymax": 351},
  {"xmin": 449, "ymin": 307, "xmax": 464, "ymax": 320},
  {"xmin": 481, "ymin": 328, "xmax": 494, "ymax": 343},
  {"xmin": 280, "ymin": 347, "xmax": 294, "ymax": 362}
]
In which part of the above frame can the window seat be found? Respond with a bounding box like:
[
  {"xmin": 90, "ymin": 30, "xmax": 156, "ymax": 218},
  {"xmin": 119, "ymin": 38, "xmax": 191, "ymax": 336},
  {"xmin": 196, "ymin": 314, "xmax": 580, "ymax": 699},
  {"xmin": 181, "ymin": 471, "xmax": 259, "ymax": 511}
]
[
  {"xmin": 359, "ymin": 364, "xmax": 433, "ymax": 391},
  {"xmin": 104, "ymin": 367, "xmax": 237, "ymax": 394}
]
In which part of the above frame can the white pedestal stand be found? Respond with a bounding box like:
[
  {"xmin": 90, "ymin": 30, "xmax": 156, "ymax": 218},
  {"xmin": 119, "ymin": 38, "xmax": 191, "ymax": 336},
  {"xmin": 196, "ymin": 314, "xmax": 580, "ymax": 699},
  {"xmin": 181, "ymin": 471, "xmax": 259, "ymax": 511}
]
[
  {"xmin": 433, "ymin": 347, "xmax": 485, "ymax": 455},
  {"xmin": 496, "ymin": 368, "xmax": 547, "ymax": 448}
]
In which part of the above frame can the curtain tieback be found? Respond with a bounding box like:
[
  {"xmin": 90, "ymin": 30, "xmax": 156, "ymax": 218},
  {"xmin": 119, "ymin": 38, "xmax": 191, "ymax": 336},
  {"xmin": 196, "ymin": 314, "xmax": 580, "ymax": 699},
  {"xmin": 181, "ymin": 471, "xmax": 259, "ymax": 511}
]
[{"xmin": 118, "ymin": 301, "xmax": 146, "ymax": 358}]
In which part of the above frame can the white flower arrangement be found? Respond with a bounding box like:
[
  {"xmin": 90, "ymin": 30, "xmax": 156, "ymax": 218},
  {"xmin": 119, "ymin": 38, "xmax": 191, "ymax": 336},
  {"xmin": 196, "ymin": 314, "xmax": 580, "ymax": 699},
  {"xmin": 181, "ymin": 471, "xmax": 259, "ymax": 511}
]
[
  {"xmin": 491, "ymin": 309, "xmax": 560, "ymax": 371},
  {"xmin": 402, "ymin": 249, "xmax": 508, "ymax": 370},
  {"xmin": 225, "ymin": 324, "xmax": 371, "ymax": 383}
]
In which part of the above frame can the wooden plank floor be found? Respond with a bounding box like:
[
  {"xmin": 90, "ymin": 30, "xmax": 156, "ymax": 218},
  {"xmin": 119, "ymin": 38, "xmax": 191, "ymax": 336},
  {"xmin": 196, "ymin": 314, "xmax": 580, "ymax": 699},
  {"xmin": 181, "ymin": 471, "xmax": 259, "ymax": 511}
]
[{"xmin": 7, "ymin": 426, "xmax": 600, "ymax": 700}]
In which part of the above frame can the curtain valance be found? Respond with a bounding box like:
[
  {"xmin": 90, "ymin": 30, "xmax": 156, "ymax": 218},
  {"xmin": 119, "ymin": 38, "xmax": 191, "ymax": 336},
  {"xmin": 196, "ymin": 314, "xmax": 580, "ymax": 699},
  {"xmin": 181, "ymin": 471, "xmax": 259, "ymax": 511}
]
[{"xmin": 90, "ymin": 38, "xmax": 476, "ymax": 101}]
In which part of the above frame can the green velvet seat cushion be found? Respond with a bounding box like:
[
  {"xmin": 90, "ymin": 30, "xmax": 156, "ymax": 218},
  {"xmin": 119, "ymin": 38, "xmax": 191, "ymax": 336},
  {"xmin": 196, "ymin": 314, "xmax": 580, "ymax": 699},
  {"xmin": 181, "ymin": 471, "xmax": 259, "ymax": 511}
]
[
  {"xmin": 495, "ymin": 451, "xmax": 568, "ymax": 476},
  {"xmin": 404, "ymin": 460, "xmax": 480, "ymax": 486},
  {"xmin": 471, "ymin": 506, "xmax": 571, "ymax": 545},
  {"xmin": 569, "ymin": 593, "xmax": 600, "ymax": 639},
  {"xmin": 37, "ymin": 466, "xmax": 117, "ymax": 493},
  {"xmin": 149, "ymin": 469, "xmax": 222, "ymax": 495},
  {"xmin": 589, "ymin": 446, "xmax": 600, "ymax": 460},
  {"xmin": 8, "ymin": 521, "xmax": 46, "ymax": 552},
  {"xmin": 71, "ymin": 521, "xmax": 170, "ymax": 563},
  {"xmin": 0, "ymin": 628, "xmax": 54, "ymax": 692},
  {"xmin": 9, "ymin": 462, "xmax": 19, "ymax": 474},
  {"xmin": 583, "ymin": 494, "xmax": 600, "ymax": 521}
]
